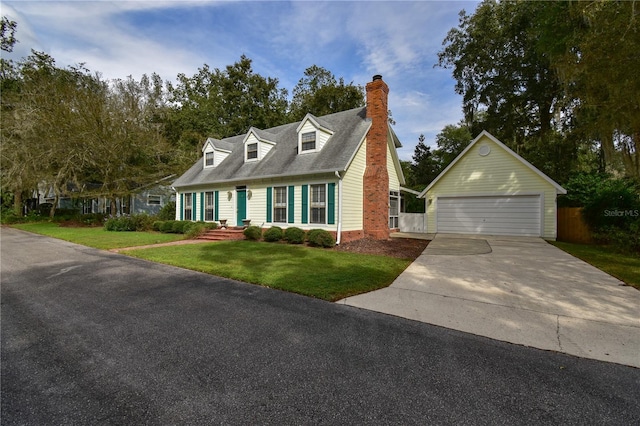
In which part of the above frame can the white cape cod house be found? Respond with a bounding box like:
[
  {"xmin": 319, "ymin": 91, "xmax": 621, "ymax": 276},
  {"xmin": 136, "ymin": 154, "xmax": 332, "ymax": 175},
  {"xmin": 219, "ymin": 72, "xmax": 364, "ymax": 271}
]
[{"xmin": 172, "ymin": 76, "xmax": 405, "ymax": 243}]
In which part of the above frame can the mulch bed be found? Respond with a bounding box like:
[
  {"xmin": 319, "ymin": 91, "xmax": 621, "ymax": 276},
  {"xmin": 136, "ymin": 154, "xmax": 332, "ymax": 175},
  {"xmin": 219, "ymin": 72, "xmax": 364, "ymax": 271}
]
[{"xmin": 334, "ymin": 237, "xmax": 429, "ymax": 260}]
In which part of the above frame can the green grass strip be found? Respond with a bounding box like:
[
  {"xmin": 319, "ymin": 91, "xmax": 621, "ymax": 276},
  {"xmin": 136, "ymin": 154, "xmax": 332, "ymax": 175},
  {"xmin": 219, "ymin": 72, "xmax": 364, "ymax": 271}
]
[
  {"xmin": 127, "ymin": 241, "xmax": 411, "ymax": 301},
  {"xmin": 551, "ymin": 241, "xmax": 640, "ymax": 290},
  {"xmin": 10, "ymin": 222, "xmax": 184, "ymax": 249}
]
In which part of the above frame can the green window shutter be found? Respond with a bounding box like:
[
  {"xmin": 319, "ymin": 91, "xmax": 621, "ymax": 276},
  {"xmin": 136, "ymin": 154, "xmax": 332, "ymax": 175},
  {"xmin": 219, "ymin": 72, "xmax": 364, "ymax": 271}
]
[
  {"xmin": 266, "ymin": 187, "xmax": 273, "ymax": 223},
  {"xmin": 200, "ymin": 192, "xmax": 204, "ymax": 221},
  {"xmin": 288, "ymin": 186, "xmax": 295, "ymax": 223},
  {"xmin": 328, "ymin": 183, "xmax": 336, "ymax": 225},
  {"xmin": 180, "ymin": 193, "xmax": 184, "ymax": 221},
  {"xmin": 214, "ymin": 191, "xmax": 219, "ymax": 221},
  {"xmin": 301, "ymin": 185, "xmax": 308, "ymax": 224},
  {"xmin": 192, "ymin": 193, "xmax": 197, "ymax": 221}
]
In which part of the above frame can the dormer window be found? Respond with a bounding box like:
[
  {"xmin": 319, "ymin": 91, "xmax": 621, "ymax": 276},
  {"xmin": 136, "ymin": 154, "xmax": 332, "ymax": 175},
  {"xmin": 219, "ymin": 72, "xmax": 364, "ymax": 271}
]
[
  {"xmin": 301, "ymin": 132, "xmax": 316, "ymax": 151},
  {"xmin": 205, "ymin": 152, "xmax": 214, "ymax": 167},
  {"xmin": 296, "ymin": 115, "xmax": 333, "ymax": 154},
  {"xmin": 247, "ymin": 143, "xmax": 258, "ymax": 160}
]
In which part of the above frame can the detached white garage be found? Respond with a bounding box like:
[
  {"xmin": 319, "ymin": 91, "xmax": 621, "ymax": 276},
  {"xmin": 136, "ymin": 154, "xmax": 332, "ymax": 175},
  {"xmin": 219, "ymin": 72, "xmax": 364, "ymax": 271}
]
[{"xmin": 420, "ymin": 131, "xmax": 566, "ymax": 240}]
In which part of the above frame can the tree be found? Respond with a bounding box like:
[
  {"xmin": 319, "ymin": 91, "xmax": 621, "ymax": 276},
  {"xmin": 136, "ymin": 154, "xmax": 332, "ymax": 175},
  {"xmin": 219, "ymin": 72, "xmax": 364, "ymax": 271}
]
[
  {"xmin": 439, "ymin": 0, "xmax": 639, "ymax": 181},
  {"xmin": 409, "ymin": 124, "xmax": 472, "ymax": 188},
  {"xmin": 433, "ymin": 123, "xmax": 471, "ymax": 168},
  {"xmin": 543, "ymin": 0, "xmax": 640, "ymax": 179},
  {"xmin": 1, "ymin": 48, "xmax": 176, "ymax": 217},
  {"xmin": 288, "ymin": 65, "xmax": 364, "ymax": 121},
  {"xmin": 410, "ymin": 134, "xmax": 440, "ymax": 186},
  {"xmin": 166, "ymin": 55, "xmax": 289, "ymax": 157},
  {"xmin": 1, "ymin": 16, "xmax": 17, "ymax": 52},
  {"xmin": 81, "ymin": 74, "xmax": 175, "ymax": 214},
  {"xmin": 437, "ymin": 1, "xmax": 585, "ymax": 182}
]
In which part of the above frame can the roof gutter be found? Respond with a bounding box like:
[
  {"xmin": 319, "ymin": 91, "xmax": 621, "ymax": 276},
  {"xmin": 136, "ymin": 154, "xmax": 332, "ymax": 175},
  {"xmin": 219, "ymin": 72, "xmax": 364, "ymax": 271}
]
[
  {"xmin": 335, "ymin": 170, "xmax": 343, "ymax": 245},
  {"xmin": 173, "ymin": 168, "xmax": 345, "ymax": 191}
]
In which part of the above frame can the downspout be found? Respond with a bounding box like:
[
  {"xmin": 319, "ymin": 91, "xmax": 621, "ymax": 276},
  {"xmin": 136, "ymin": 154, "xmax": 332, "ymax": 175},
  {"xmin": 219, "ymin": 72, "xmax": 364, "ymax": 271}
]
[{"xmin": 335, "ymin": 171, "xmax": 343, "ymax": 245}]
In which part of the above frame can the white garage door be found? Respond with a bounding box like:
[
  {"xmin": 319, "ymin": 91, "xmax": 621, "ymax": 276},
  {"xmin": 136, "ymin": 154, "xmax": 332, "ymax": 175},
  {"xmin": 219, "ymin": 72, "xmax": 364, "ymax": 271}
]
[{"xmin": 436, "ymin": 195, "xmax": 541, "ymax": 236}]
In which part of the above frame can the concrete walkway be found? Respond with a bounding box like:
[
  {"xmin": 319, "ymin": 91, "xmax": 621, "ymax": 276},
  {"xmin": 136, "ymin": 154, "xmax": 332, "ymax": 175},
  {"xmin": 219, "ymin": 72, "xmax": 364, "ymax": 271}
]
[{"xmin": 338, "ymin": 234, "xmax": 640, "ymax": 368}]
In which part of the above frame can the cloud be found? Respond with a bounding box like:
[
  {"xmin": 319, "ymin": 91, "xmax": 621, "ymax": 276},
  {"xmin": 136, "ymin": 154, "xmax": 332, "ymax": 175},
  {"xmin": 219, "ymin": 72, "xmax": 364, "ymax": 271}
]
[
  {"xmin": 3, "ymin": 0, "xmax": 477, "ymax": 162},
  {"xmin": 4, "ymin": 1, "xmax": 217, "ymax": 81}
]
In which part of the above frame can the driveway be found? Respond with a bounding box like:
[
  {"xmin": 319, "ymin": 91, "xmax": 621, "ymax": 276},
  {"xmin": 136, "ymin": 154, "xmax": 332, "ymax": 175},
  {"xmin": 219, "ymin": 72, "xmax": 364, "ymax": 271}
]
[{"xmin": 339, "ymin": 234, "xmax": 640, "ymax": 368}]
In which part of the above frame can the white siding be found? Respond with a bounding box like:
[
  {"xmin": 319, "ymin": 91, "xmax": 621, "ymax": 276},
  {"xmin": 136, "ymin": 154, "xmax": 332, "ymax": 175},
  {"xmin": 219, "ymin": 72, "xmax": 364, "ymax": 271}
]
[
  {"xmin": 214, "ymin": 150, "xmax": 229, "ymax": 167},
  {"xmin": 426, "ymin": 135, "xmax": 559, "ymax": 239},
  {"xmin": 217, "ymin": 187, "xmax": 236, "ymax": 226},
  {"xmin": 298, "ymin": 120, "xmax": 332, "ymax": 152},
  {"xmin": 259, "ymin": 142, "xmax": 273, "ymax": 159},
  {"xmin": 387, "ymin": 142, "xmax": 400, "ymax": 192},
  {"xmin": 247, "ymin": 183, "xmax": 267, "ymax": 226},
  {"xmin": 342, "ymin": 140, "xmax": 366, "ymax": 231}
]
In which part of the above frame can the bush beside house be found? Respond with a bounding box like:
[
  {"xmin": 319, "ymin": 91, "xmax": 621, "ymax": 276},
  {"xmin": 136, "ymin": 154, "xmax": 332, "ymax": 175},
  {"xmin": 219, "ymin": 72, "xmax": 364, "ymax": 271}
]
[{"xmin": 559, "ymin": 173, "xmax": 640, "ymax": 254}]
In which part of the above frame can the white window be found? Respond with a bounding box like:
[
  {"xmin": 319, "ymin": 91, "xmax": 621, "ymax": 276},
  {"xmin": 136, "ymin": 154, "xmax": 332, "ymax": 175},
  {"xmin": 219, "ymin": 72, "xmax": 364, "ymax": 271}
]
[
  {"xmin": 205, "ymin": 191, "xmax": 214, "ymax": 221},
  {"xmin": 389, "ymin": 191, "xmax": 399, "ymax": 229},
  {"xmin": 274, "ymin": 186, "xmax": 287, "ymax": 223},
  {"xmin": 147, "ymin": 195, "xmax": 162, "ymax": 205},
  {"xmin": 247, "ymin": 143, "xmax": 258, "ymax": 160},
  {"xmin": 310, "ymin": 184, "xmax": 326, "ymax": 224},
  {"xmin": 301, "ymin": 132, "xmax": 316, "ymax": 152},
  {"xmin": 183, "ymin": 193, "xmax": 192, "ymax": 220},
  {"xmin": 205, "ymin": 151, "xmax": 214, "ymax": 167},
  {"xmin": 83, "ymin": 199, "xmax": 95, "ymax": 214}
]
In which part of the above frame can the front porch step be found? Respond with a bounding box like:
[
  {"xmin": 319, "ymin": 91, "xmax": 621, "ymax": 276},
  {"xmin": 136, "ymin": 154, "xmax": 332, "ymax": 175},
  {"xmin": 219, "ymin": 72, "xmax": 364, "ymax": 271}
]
[{"xmin": 198, "ymin": 228, "xmax": 246, "ymax": 241}]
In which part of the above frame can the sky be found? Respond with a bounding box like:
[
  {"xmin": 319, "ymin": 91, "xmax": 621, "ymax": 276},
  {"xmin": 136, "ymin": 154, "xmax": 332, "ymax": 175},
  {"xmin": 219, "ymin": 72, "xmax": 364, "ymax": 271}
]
[{"xmin": 2, "ymin": 0, "xmax": 480, "ymax": 161}]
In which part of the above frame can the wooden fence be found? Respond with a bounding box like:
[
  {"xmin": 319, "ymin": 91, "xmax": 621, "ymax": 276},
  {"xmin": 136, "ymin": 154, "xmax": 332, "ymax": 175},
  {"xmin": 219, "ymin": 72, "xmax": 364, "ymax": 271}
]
[{"xmin": 557, "ymin": 207, "xmax": 592, "ymax": 244}]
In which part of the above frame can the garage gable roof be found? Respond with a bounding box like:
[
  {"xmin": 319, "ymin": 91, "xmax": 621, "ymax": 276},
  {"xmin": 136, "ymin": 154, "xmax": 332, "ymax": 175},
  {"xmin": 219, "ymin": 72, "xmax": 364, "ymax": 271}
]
[{"xmin": 418, "ymin": 130, "xmax": 566, "ymax": 198}]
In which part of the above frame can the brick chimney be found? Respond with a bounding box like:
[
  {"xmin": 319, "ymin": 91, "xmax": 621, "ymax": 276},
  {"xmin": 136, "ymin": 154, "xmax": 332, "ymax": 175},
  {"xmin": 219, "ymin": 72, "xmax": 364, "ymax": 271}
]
[{"xmin": 363, "ymin": 75, "xmax": 390, "ymax": 240}]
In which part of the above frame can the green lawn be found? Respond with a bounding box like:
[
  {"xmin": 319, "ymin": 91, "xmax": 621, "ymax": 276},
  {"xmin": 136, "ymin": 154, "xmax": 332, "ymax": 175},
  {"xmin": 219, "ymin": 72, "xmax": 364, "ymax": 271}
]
[
  {"xmin": 10, "ymin": 222, "xmax": 184, "ymax": 249},
  {"xmin": 8, "ymin": 223, "xmax": 411, "ymax": 301},
  {"xmin": 551, "ymin": 241, "xmax": 640, "ymax": 290},
  {"xmin": 127, "ymin": 241, "xmax": 411, "ymax": 301}
]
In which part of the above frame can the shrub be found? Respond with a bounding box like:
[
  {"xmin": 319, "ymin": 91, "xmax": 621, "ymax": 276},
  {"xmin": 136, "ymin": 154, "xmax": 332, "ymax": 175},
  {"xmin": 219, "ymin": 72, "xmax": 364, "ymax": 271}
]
[
  {"xmin": 592, "ymin": 221, "xmax": 640, "ymax": 256},
  {"xmin": 582, "ymin": 178, "xmax": 640, "ymax": 231},
  {"xmin": 157, "ymin": 201, "xmax": 176, "ymax": 221},
  {"xmin": 306, "ymin": 229, "xmax": 335, "ymax": 248},
  {"xmin": 160, "ymin": 220, "xmax": 176, "ymax": 233},
  {"xmin": 284, "ymin": 227, "xmax": 306, "ymax": 244},
  {"xmin": 244, "ymin": 225, "xmax": 262, "ymax": 241},
  {"xmin": 104, "ymin": 215, "xmax": 136, "ymax": 232},
  {"xmin": 184, "ymin": 222, "xmax": 204, "ymax": 239},
  {"xmin": 103, "ymin": 214, "xmax": 155, "ymax": 232},
  {"xmin": 263, "ymin": 226, "xmax": 283, "ymax": 242},
  {"xmin": 171, "ymin": 220, "xmax": 189, "ymax": 234},
  {"xmin": 152, "ymin": 221, "xmax": 164, "ymax": 232},
  {"xmin": 81, "ymin": 213, "xmax": 105, "ymax": 226}
]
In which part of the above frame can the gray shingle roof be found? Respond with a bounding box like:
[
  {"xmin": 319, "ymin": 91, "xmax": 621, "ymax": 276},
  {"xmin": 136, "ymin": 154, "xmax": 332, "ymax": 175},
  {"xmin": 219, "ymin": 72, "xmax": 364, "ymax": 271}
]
[{"xmin": 173, "ymin": 107, "xmax": 371, "ymax": 188}]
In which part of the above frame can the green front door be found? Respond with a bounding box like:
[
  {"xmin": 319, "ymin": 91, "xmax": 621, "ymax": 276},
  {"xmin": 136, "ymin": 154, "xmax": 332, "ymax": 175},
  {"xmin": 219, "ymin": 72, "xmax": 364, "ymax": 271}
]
[{"xmin": 236, "ymin": 187, "xmax": 247, "ymax": 226}]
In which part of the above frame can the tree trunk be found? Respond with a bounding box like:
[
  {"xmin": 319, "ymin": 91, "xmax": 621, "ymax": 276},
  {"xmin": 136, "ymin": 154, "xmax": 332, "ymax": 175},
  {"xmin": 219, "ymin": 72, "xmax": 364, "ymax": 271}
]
[
  {"xmin": 13, "ymin": 191, "xmax": 23, "ymax": 217},
  {"xmin": 49, "ymin": 194, "xmax": 59, "ymax": 218},
  {"xmin": 620, "ymin": 132, "xmax": 640, "ymax": 179},
  {"xmin": 110, "ymin": 198, "xmax": 117, "ymax": 216},
  {"xmin": 600, "ymin": 133, "xmax": 617, "ymax": 174}
]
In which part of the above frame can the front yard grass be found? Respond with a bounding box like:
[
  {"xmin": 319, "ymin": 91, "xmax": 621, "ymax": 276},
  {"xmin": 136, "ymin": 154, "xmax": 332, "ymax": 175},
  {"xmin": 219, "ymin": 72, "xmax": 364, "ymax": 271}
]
[
  {"xmin": 10, "ymin": 222, "xmax": 184, "ymax": 249},
  {"xmin": 551, "ymin": 241, "xmax": 640, "ymax": 290},
  {"xmin": 8, "ymin": 223, "xmax": 411, "ymax": 301},
  {"xmin": 127, "ymin": 241, "xmax": 411, "ymax": 301}
]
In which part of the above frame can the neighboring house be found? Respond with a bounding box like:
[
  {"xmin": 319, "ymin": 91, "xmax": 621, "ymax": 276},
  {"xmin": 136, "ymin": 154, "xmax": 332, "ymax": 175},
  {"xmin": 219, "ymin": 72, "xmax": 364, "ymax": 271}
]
[
  {"xmin": 172, "ymin": 75, "xmax": 405, "ymax": 243},
  {"xmin": 418, "ymin": 131, "xmax": 567, "ymax": 239},
  {"xmin": 128, "ymin": 183, "xmax": 176, "ymax": 215},
  {"xmin": 37, "ymin": 176, "xmax": 175, "ymax": 216}
]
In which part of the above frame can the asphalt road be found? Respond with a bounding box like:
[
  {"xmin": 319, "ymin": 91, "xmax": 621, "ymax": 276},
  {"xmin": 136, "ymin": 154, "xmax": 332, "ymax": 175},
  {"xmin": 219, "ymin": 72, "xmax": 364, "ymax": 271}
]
[{"xmin": 2, "ymin": 227, "xmax": 639, "ymax": 425}]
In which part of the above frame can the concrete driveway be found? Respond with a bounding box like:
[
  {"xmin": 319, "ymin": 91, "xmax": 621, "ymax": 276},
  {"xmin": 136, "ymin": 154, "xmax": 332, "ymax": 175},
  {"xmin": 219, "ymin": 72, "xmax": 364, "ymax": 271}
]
[{"xmin": 339, "ymin": 234, "xmax": 640, "ymax": 368}]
